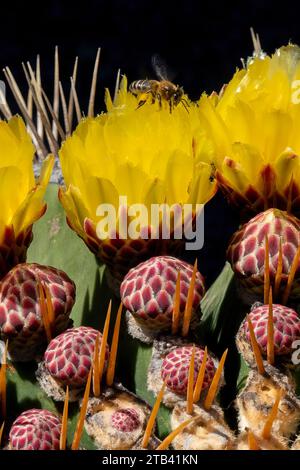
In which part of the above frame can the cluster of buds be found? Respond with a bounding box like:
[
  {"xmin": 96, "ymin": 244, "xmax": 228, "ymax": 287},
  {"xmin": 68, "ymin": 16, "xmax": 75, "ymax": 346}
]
[
  {"xmin": 137, "ymin": 239, "xmax": 300, "ymax": 449},
  {"xmin": 121, "ymin": 256, "xmax": 205, "ymax": 343},
  {"xmin": 225, "ymin": 205, "xmax": 300, "ymax": 448},
  {"xmin": 120, "ymin": 254, "xmax": 234, "ymax": 450},
  {"xmin": 84, "ymin": 387, "xmax": 159, "ymax": 450},
  {"xmin": 5, "ymin": 229, "xmax": 300, "ymax": 450},
  {"xmin": 2, "ymin": 291, "xmax": 160, "ymax": 450},
  {"xmin": 144, "ymin": 338, "xmax": 232, "ymax": 450},
  {"xmin": 234, "ymin": 253, "xmax": 300, "ymax": 449},
  {"xmin": 0, "ymin": 263, "xmax": 76, "ymax": 361},
  {"xmin": 0, "ymin": 262, "xmax": 77, "ymax": 450},
  {"xmin": 147, "ymin": 338, "xmax": 217, "ymax": 408},
  {"xmin": 36, "ymin": 326, "xmax": 110, "ymax": 401},
  {"xmin": 236, "ymin": 303, "xmax": 300, "ymax": 367},
  {"xmin": 227, "ymin": 208, "xmax": 300, "ymax": 305},
  {"xmin": 40, "ymin": 300, "xmax": 162, "ymax": 450},
  {"xmin": 8, "ymin": 409, "xmax": 61, "ymax": 450}
]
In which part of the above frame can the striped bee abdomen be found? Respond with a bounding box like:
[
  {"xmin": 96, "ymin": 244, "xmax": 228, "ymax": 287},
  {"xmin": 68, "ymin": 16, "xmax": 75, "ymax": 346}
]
[{"xmin": 129, "ymin": 80, "xmax": 152, "ymax": 95}]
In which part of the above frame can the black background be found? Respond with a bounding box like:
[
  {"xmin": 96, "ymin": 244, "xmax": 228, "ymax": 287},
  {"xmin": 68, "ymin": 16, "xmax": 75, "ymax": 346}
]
[
  {"xmin": 2, "ymin": 0, "xmax": 300, "ymax": 284},
  {"xmin": 2, "ymin": 0, "xmax": 300, "ymax": 110}
]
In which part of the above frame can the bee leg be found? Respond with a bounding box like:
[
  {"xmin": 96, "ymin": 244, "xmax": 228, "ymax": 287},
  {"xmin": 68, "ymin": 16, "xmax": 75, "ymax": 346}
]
[
  {"xmin": 169, "ymin": 100, "xmax": 173, "ymax": 113},
  {"xmin": 181, "ymin": 99, "xmax": 190, "ymax": 113},
  {"xmin": 136, "ymin": 91, "xmax": 151, "ymax": 110},
  {"xmin": 136, "ymin": 99, "xmax": 147, "ymax": 109},
  {"xmin": 182, "ymin": 98, "xmax": 190, "ymax": 108},
  {"xmin": 157, "ymin": 93, "xmax": 162, "ymax": 109}
]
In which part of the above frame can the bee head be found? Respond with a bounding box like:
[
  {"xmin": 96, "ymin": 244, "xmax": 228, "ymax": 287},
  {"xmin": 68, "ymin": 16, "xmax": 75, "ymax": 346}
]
[{"xmin": 173, "ymin": 86, "xmax": 184, "ymax": 105}]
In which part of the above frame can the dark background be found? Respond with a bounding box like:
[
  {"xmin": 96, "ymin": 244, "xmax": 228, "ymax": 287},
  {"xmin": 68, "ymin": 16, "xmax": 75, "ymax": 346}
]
[
  {"xmin": 2, "ymin": 0, "xmax": 300, "ymax": 284},
  {"xmin": 2, "ymin": 0, "xmax": 300, "ymax": 110}
]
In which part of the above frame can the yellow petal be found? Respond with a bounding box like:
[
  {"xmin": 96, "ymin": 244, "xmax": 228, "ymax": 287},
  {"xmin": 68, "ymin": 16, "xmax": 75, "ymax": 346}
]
[
  {"xmin": 220, "ymin": 157, "xmax": 250, "ymax": 193},
  {"xmin": 12, "ymin": 155, "xmax": 54, "ymax": 234},
  {"xmin": 187, "ymin": 162, "xmax": 217, "ymax": 206},
  {"xmin": 12, "ymin": 186, "xmax": 46, "ymax": 235},
  {"xmin": 0, "ymin": 166, "xmax": 24, "ymax": 224},
  {"xmin": 69, "ymin": 185, "xmax": 93, "ymax": 225},
  {"xmin": 235, "ymin": 57, "xmax": 270, "ymax": 104},
  {"xmin": 164, "ymin": 150, "xmax": 193, "ymax": 205},
  {"xmin": 83, "ymin": 176, "xmax": 119, "ymax": 218},
  {"xmin": 217, "ymin": 69, "xmax": 247, "ymax": 112},
  {"xmin": 198, "ymin": 94, "xmax": 231, "ymax": 157},
  {"xmin": 143, "ymin": 178, "xmax": 167, "ymax": 211},
  {"xmin": 222, "ymin": 101, "xmax": 255, "ymax": 144},
  {"xmin": 37, "ymin": 155, "xmax": 55, "ymax": 187},
  {"xmin": 0, "ymin": 117, "xmax": 35, "ymax": 189},
  {"xmin": 114, "ymin": 162, "xmax": 150, "ymax": 205},
  {"xmin": 59, "ymin": 187, "xmax": 84, "ymax": 236},
  {"xmin": 230, "ymin": 142, "xmax": 263, "ymax": 185},
  {"xmin": 274, "ymin": 149, "xmax": 300, "ymax": 192},
  {"xmin": 259, "ymin": 111, "xmax": 292, "ymax": 162}
]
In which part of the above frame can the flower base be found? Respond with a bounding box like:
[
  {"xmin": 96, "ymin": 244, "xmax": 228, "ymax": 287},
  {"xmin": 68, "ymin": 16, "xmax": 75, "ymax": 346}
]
[
  {"xmin": 170, "ymin": 402, "xmax": 235, "ymax": 450},
  {"xmin": 236, "ymin": 366, "xmax": 300, "ymax": 438},
  {"xmin": 84, "ymin": 385, "xmax": 154, "ymax": 450}
]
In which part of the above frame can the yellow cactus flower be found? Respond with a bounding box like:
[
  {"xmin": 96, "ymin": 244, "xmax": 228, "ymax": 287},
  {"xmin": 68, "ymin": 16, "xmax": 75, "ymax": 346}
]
[
  {"xmin": 198, "ymin": 44, "xmax": 300, "ymax": 218},
  {"xmin": 59, "ymin": 77, "xmax": 216, "ymax": 287},
  {"xmin": 0, "ymin": 116, "xmax": 54, "ymax": 276}
]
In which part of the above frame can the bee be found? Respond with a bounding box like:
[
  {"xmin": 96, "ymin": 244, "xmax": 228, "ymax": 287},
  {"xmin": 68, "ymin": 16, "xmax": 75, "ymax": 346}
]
[{"xmin": 129, "ymin": 55, "xmax": 189, "ymax": 112}]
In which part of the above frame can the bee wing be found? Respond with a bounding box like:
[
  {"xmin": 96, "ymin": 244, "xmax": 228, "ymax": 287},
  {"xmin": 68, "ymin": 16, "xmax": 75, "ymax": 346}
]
[{"xmin": 151, "ymin": 54, "xmax": 176, "ymax": 81}]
